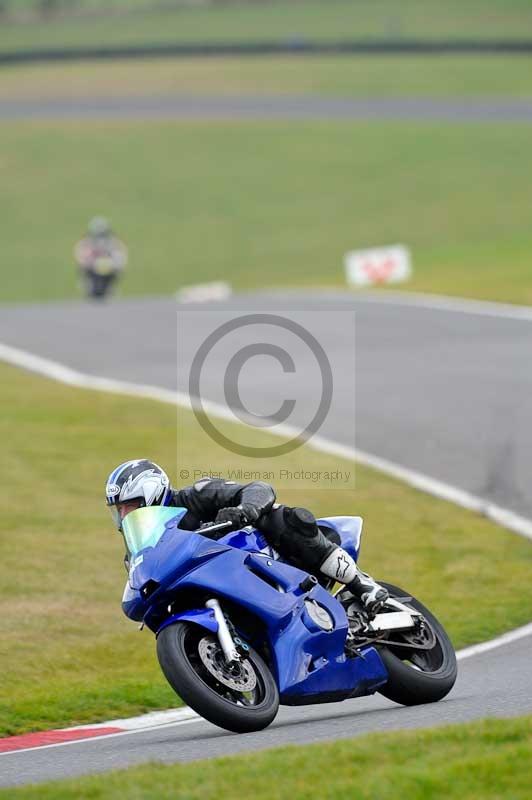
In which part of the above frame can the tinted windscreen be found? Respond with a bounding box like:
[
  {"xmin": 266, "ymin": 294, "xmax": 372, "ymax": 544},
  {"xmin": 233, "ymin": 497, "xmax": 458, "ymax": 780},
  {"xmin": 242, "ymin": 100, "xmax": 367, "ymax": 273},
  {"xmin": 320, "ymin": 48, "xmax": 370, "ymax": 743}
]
[{"xmin": 122, "ymin": 506, "xmax": 183, "ymax": 557}]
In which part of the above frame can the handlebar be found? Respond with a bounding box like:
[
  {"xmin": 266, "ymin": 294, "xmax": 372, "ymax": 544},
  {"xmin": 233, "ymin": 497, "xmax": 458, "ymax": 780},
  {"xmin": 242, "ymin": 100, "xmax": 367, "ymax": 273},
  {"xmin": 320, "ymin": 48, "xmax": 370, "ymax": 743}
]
[{"xmin": 196, "ymin": 520, "xmax": 234, "ymax": 536}]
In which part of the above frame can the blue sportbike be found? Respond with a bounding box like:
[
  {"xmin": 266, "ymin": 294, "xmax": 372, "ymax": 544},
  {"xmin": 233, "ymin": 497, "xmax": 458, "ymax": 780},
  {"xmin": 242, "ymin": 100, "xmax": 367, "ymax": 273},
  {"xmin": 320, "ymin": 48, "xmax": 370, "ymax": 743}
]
[{"xmin": 121, "ymin": 506, "xmax": 456, "ymax": 733}]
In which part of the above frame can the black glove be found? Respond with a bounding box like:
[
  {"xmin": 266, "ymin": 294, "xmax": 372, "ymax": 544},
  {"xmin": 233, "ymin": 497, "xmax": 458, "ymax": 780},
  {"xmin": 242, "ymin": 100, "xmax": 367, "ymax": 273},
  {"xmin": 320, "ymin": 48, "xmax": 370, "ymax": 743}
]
[{"xmin": 215, "ymin": 504, "xmax": 260, "ymax": 530}]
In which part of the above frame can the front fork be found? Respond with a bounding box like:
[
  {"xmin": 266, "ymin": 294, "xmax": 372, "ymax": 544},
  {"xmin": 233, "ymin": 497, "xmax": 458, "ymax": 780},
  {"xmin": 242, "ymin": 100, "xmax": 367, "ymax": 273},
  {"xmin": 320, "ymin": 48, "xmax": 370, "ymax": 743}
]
[{"xmin": 206, "ymin": 598, "xmax": 241, "ymax": 664}]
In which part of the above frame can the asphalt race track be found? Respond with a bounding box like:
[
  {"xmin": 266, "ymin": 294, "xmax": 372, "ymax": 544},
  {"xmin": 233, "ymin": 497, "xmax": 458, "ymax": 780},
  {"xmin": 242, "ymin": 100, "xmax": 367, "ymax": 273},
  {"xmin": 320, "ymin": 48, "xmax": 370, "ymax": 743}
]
[
  {"xmin": 1, "ymin": 290, "xmax": 531, "ymax": 786},
  {"xmin": 2, "ymin": 95, "xmax": 532, "ymax": 121},
  {"xmin": 1, "ymin": 636, "xmax": 529, "ymax": 787}
]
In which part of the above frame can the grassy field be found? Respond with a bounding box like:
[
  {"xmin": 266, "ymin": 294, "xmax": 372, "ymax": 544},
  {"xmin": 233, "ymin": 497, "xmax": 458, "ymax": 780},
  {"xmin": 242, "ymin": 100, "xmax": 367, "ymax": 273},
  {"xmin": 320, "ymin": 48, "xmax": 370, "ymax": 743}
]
[
  {"xmin": 3, "ymin": 55, "xmax": 532, "ymax": 99},
  {"xmin": 1, "ymin": 361, "xmax": 531, "ymax": 735},
  {"xmin": 3, "ymin": 716, "xmax": 531, "ymax": 799},
  {"xmin": 2, "ymin": 0, "xmax": 532, "ymax": 53},
  {"xmin": 1, "ymin": 120, "xmax": 531, "ymax": 305}
]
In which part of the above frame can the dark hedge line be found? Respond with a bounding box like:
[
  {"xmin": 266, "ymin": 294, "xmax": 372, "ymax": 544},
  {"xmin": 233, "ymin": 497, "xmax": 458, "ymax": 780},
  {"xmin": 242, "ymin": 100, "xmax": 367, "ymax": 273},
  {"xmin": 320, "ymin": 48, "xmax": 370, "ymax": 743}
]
[{"xmin": 2, "ymin": 38, "xmax": 532, "ymax": 64}]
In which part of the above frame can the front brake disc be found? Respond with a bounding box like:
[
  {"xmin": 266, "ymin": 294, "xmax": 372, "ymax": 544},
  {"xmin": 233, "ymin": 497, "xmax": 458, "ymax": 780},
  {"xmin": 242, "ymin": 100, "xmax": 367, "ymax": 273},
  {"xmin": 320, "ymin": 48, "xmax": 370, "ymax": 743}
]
[{"xmin": 198, "ymin": 636, "xmax": 257, "ymax": 692}]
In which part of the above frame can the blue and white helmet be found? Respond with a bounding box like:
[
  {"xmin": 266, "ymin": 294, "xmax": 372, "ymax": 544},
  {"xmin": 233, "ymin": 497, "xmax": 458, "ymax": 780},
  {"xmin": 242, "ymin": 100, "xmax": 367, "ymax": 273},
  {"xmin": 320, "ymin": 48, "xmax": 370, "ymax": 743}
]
[{"xmin": 105, "ymin": 459, "xmax": 172, "ymax": 530}]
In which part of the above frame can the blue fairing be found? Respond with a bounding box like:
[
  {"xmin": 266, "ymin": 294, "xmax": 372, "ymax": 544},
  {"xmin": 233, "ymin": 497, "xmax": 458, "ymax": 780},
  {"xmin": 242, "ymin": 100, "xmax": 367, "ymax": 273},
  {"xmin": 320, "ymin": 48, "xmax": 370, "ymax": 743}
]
[
  {"xmin": 157, "ymin": 608, "xmax": 218, "ymax": 637},
  {"xmin": 121, "ymin": 508, "xmax": 386, "ymax": 703}
]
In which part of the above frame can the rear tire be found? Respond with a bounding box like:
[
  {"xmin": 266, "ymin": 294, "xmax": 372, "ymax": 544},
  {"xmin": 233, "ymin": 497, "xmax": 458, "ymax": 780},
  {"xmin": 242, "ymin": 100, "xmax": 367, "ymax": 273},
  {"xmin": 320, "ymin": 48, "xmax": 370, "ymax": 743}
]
[
  {"xmin": 157, "ymin": 622, "xmax": 279, "ymax": 733},
  {"xmin": 377, "ymin": 583, "xmax": 457, "ymax": 706}
]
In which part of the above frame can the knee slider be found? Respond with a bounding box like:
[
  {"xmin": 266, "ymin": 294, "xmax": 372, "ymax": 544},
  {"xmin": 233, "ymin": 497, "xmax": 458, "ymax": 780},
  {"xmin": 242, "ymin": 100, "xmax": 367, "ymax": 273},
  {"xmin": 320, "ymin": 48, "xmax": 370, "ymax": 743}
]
[{"xmin": 287, "ymin": 507, "xmax": 317, "ymax": 537}]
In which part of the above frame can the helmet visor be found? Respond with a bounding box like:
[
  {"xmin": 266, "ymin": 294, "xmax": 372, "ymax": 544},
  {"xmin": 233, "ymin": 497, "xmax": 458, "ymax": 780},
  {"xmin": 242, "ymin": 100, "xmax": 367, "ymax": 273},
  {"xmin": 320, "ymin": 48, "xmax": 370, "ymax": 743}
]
[{"xmin": 109, "ymin": 498, "xmax": 145, "ymax": 532}]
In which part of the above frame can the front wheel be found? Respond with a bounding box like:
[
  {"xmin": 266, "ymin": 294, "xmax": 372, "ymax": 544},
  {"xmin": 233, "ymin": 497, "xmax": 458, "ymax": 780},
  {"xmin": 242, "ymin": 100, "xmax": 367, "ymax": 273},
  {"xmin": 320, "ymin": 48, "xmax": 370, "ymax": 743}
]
[
  {"xmin": 377, "ymin": 582, "xmax": 457, "ymax": 706},
  {"xmin": 157, "ymin": 622, "xmax": 279, "ymax": 733}
]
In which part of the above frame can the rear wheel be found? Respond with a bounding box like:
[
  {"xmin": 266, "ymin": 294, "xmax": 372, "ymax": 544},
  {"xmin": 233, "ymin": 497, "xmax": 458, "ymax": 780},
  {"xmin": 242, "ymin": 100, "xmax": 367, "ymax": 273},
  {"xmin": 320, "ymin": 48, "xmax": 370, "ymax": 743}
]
[
  {"xmin": 157, "ymin": 622, "xmax": 279, "ymax": 733},
  {"xmin": 377, "ymin": 583, "xmax": 457, "ymax": 705}
]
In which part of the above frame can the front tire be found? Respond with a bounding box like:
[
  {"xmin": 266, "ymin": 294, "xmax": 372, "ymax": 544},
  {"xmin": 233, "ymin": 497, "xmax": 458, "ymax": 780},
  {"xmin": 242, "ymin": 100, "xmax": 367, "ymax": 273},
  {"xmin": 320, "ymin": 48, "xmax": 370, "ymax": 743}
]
[
  {"xmin": 157, "ymin": 622, "xmax": 279, "ymax": 733},
  {"xmin": 377, "ymin": 582, "xmax": 457, "ymax": 706}
]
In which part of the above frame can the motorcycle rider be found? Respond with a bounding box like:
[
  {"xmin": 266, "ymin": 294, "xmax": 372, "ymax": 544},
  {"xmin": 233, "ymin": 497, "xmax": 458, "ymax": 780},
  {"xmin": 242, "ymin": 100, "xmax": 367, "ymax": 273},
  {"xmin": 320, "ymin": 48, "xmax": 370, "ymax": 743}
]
[
  {"xmin": 74, "ymin": 217, "xmax": 128, "ymax": 299},
  {"xmin": 106, "ymin": 459, "xmax": 389, "ymax": 616}
]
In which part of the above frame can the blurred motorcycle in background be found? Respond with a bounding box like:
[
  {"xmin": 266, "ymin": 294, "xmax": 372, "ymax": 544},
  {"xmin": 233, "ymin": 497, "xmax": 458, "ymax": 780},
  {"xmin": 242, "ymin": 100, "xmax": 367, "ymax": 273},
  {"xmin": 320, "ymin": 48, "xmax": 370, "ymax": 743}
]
[{"xmin": 74, "ymin": 216, "xmax": 128, "ymax": 300}]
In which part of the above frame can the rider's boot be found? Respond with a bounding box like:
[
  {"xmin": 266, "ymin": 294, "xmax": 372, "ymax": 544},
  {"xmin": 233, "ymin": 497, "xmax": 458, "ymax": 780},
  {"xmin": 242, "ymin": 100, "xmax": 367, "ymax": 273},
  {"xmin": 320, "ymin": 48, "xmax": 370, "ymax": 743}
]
[
  {"xmin": 319, "ymin": 547, "xmax": 389, "ymax": 616},
  {"xmin": 345, "ymin": 568, "xmax": 389, "ymax": 616}
]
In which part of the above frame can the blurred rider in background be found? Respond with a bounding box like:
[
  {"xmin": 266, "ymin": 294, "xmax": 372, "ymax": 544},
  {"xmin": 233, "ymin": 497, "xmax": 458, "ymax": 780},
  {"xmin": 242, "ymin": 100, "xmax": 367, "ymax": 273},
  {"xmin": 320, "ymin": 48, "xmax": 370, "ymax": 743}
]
[
  {"xmin": 75, "ymin": 217, "xmax": 128, "ymax": 300},
  {"xmin": 106, "ymin": 459, "xmax": 389, "ymax": 618}
]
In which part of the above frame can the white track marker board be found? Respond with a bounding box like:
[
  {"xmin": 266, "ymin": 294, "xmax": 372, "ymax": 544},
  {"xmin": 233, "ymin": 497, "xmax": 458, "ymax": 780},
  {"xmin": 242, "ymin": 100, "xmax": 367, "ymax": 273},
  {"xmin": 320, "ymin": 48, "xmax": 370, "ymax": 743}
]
[
  {"xmin": 345, "ymin": 245, "xmax": 412, "ymax": 287},
  {"xmin": 176, "ymin": 281, "xmax": 232, "ymax": 303}
]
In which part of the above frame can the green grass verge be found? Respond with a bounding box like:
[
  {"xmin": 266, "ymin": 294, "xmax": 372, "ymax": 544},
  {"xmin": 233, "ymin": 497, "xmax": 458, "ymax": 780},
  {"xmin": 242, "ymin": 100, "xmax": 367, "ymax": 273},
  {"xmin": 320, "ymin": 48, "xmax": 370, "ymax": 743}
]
[
  {"xmin": 3, "ymin": 55, "xmax": 532, "ymax": 99},
  {"xmin": 2, "ymin": 716, "xmax": 531, "ymax": 799},
  {"xmin": 1, "ymin": 361, "xmax": 531, "ymax": 735},
  {"xmin": 1, "ymin": 120, "xmax": 532, "ymax": 305},
  {"xmin": 2, "ymin": 0, "xmax": 532, "ymax": 53}
]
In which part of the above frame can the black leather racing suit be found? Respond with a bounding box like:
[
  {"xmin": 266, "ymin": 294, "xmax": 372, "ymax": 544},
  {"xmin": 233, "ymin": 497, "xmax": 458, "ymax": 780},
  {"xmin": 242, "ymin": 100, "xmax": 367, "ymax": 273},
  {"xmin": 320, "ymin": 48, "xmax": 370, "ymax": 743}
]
[{"xmin": 169, "ymin": 477, "xmax": 339, "ymax": 575}]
